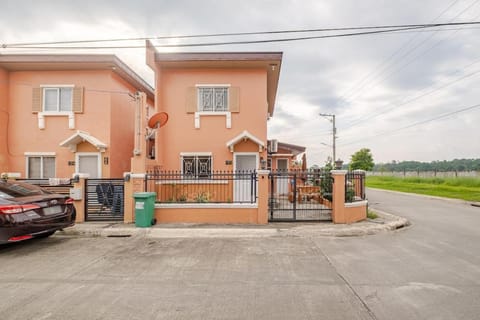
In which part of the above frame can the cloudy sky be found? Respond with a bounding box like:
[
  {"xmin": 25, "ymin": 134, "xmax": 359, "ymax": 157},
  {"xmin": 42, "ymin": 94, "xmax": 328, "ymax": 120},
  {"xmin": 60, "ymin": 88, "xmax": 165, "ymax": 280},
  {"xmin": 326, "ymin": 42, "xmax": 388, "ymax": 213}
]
[{"xmin": 1, "ymin": 0, "xmax": 479, "ymax": 166}]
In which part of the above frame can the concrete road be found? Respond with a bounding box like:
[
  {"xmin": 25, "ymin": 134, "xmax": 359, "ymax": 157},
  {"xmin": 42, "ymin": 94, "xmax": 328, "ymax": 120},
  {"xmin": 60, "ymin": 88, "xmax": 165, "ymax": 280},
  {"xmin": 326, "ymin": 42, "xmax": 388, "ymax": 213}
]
[{"xmin": 0, "ymin": 189, "xmax": 479, "ymax": 320}]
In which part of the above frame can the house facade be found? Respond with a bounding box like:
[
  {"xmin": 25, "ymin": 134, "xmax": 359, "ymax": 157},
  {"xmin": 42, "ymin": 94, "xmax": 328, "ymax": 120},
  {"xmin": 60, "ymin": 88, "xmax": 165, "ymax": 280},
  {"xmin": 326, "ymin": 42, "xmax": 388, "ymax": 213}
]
[
  {"xmin": 0, "ymin": 54, "xmax": 154, "ymax": 179},
  {"xmin": 268, "ymin": 141, "xmax": 306, "ymax": 171},
  {"xmin": 145, "ymin": 42, "xmax": 282, "ymax": 174}
]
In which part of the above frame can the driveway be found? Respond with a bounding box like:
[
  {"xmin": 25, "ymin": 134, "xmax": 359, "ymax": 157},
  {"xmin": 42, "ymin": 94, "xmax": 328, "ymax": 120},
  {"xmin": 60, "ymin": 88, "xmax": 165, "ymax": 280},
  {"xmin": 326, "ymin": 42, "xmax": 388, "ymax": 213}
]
[
  {"xmin": 0, "ymin": 189, "xmax": 478, "ymax": 319},
  {"xmin": 321, "ymin": 188, "xmax": 480, "ymax": 319}
]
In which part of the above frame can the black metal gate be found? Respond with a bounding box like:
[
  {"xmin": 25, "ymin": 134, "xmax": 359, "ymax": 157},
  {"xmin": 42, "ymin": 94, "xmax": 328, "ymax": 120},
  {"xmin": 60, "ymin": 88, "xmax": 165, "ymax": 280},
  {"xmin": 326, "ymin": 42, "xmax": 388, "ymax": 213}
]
[
  {"xmin": 268, "ymin": 170, "xmax": 333, "ymax": 222},
  {"xmin": 85, "ymin": 178, "xmax": 124, "ymax": 221}
]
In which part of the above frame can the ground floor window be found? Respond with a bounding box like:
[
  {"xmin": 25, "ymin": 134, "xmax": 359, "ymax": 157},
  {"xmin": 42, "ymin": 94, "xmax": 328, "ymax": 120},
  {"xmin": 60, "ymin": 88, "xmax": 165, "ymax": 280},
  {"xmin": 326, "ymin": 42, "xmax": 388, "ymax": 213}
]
[
  {"xmin": 26, "ymin": 155, "xmax": 55, "ymax": 178},
  {"xmin": 181, "ymin": 154, "xmax": 212, "ymax": 178}
]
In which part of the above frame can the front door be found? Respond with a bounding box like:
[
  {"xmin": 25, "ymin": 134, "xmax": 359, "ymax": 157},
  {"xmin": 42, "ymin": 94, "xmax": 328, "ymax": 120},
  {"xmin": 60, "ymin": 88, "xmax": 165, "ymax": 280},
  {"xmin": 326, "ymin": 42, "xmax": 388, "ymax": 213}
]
[
  {"xmin": 234, "ymin": 153, "xmax": 258, "ymax": 202},
  {"xmin": 276, "ymin": 158, "xmax": 289, "ymax": 195},
  {"xmin": 76, "ymin": 153, "xmax": 101, "ymax": 178}
]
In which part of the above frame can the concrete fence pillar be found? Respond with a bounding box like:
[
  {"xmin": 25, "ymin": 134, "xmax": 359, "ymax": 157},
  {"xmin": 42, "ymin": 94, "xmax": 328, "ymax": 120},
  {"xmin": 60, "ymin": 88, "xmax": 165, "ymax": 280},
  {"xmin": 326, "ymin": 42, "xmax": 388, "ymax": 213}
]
[
  {"xmin": 72, "ymin": 177, "xmax": 86, "ymax": 223},
  {"xmin": 331, "ymin": 170, "xmax": 347, "ymax": 224},
  {"xmin": 123, "ymin": 173, "xmax": 146, "ymax": 223},
  {"xmin": 256, "ymin": 170, "xmax": 270, "ymax": 224}
]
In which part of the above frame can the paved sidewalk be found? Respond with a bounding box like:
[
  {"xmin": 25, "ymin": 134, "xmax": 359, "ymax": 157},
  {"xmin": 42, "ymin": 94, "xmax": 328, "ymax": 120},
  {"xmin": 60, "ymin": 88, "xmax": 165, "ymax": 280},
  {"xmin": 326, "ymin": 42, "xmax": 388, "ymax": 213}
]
[{"xmin": 57, "ymin": 210, "xmax": 409, "ymax": 239}]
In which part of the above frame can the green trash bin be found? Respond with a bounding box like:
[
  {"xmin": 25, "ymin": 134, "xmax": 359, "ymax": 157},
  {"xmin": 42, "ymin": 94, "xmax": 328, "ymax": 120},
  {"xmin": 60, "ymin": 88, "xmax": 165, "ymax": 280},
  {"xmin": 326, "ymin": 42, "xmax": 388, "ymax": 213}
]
[{"xmin": 133, "ymin": 192, "xmax": 157, "ymax": 227}]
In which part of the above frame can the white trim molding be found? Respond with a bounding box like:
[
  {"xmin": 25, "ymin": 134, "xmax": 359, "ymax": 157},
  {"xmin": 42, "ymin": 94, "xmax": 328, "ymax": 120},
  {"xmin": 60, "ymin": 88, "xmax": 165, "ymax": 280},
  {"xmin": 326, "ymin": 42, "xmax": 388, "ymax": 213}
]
[
  {"xmin": 226, "ymin": 130, "xmax": 265, "ymax": 152},
  {"xmin": 40, "ymin": 84, "xmax": 75, "ymax": 88},
  {"xmin": 24, "ymin": 152, "xmax": 56, "ymax": 156},
  {"xmin": 59, "ymin": 130, "xmax": 107, "ymax": 152},
  {"xmin": 180, "ymin": 152, "xmax": 212, "ymax": 157},
  {"xmin": 194, "ymin": 111, "xmax": 231, "ymax": 129},
  {"xmin": 195, "ymin": 84, "xmax": 231, "ymax": 88},
  {"xmin": 155, "ymin": 203, "xmax": 258, "ymax": 209},
  {"xmin": 75, "ymin": 152, "xmax": 102, "ymax": 179},
  {"xmin": 345, "ymin": 200, "xmax": 368, "ymax": 208}
]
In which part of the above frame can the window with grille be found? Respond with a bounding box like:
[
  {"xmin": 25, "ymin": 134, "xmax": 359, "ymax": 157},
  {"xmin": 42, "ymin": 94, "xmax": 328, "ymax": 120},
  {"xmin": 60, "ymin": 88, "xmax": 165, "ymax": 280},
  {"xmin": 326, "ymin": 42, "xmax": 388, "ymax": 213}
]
[
  {"xmin": 27, "ymin": 156, "xmax": 55, "ymax": 179},
  {"xmin": 182, "ymin": 155, "xmax": 212, "ymax": 178},
  {"xmin": 198, "ymin": 87, "xmax": 229, "ymax": 112},
  {"xmin": 43, "ymin": 87, "xmax": 73, "ymax": 112}
]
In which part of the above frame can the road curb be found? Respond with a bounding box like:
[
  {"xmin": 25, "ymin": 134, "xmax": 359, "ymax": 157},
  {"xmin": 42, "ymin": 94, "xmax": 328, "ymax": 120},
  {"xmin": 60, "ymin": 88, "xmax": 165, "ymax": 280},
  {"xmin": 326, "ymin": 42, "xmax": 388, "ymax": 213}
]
[{"xmin": 57, "ymin": 210, "xmax": 410, "ymax": 239}]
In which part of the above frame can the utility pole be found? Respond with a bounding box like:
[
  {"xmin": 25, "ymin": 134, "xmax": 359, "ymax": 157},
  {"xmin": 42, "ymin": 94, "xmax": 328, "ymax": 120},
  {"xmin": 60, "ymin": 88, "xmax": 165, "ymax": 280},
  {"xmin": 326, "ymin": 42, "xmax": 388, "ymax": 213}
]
[{"xmin": 319, "ymin": 113, "xmax": 336, "ymax": 165}]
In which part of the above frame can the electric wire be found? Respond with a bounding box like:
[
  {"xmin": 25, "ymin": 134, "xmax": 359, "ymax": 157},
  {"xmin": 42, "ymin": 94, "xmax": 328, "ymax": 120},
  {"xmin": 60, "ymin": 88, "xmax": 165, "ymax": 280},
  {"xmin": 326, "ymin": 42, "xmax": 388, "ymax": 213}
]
[
  {"xmin": 341, "ymin": 58, "xmax": 480, "ymax": 129},
  {"xmin": 337, "ymin": 0, "xmax": 461, "ymax": 103},
  {"xmin": 2, "ymin": 22, "xmax": 480, "ymax": 50},
  {"xmin": 339, "ymin": 103, "xmax": 480, "ymax": 147},
  {"xmin": 338, "ymin": 0, "xmax": 480, "ymax": 106}
]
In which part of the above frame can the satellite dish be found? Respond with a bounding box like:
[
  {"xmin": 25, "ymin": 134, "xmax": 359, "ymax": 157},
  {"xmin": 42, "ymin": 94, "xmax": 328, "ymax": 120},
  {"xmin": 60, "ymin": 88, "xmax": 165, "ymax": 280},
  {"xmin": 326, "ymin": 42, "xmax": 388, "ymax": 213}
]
[{"xmin": 147, "ymin": 112, "xmax": 169, "ymax": 129}]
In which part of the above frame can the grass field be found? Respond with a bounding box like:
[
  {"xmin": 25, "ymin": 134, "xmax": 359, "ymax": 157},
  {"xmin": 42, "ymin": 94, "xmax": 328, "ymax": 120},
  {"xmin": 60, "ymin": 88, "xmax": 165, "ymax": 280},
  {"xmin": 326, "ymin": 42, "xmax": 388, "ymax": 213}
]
[{"xmin": 366, "ymin": 176, "xmax": 480, "ymax": 202}]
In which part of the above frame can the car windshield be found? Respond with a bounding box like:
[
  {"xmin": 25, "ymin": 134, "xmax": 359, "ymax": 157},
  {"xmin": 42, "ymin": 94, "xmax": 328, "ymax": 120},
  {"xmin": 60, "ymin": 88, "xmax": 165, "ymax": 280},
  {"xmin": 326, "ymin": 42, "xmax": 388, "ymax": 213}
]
[{"xmin": 0, "ymin": 181, "xmax": 48, "ymax": 199}]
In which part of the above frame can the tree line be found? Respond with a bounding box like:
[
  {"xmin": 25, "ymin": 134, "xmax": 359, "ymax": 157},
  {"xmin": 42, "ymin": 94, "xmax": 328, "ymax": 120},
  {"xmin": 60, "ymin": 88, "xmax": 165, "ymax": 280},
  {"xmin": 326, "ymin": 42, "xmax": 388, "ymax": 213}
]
[{"xmin": 374, "ymin": 159, "xmax": 480, "ymax": 172}]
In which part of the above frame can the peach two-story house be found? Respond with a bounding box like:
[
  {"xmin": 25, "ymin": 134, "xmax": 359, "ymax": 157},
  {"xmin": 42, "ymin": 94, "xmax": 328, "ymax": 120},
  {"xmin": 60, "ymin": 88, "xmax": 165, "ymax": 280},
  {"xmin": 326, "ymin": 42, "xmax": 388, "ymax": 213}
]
[
  {"xmin": 0, "ymin": 54, "xmax": 154, "ymax": 179},
  {"xmin": 145, "ymin": 42, "xmax": 282, "ymax": 176}
]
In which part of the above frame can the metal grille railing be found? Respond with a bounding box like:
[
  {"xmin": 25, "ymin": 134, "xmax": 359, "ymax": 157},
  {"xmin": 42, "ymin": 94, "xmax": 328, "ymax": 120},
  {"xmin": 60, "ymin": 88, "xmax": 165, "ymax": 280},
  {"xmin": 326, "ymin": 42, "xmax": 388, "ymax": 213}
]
[
  {"xmin": 85, "ymin": 179, "xmax": 124, "ymax": 221},
  {"xmin": 268, "ymin": 170, "xmax": 333, "ymax": 221},
  {"xmin": 345, "ymin": 171, "xmax": 366, "ymax": 202},
  {"xmin": 145, "ymin": 170, "xmax": 257, "ymax": 204},
  {"xmin": 16, "ymin": 178, "xmax": 73, "ymax": 195}
]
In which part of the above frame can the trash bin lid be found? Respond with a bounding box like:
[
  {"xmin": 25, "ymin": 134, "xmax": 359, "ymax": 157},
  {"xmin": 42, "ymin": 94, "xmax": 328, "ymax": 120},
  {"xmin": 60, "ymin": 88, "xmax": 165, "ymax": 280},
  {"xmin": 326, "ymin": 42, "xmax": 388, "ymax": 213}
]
[{"xmin": 133, "ymin": 192, "xmax": 157, "ymax": 199}]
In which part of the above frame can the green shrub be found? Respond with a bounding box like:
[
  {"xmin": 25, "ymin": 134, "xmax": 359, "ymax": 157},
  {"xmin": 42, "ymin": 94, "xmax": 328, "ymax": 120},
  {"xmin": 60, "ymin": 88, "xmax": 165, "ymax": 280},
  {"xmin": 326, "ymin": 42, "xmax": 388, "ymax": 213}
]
[{"xmin": 367, "ymin": 210, "xmax": 378, "ymax": 219}]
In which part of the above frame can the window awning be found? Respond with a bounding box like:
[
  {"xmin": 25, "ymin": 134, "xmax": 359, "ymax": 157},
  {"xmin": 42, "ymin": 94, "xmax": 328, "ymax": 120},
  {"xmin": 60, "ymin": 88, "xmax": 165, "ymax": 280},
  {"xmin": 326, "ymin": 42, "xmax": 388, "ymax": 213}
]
[
  {"xmin": 226, "ymin": 130, "xmax": 265, "ymax": 152},
  {"xmin": 59, "ymin": 130, "xmax": 107, "ymax": 152}
]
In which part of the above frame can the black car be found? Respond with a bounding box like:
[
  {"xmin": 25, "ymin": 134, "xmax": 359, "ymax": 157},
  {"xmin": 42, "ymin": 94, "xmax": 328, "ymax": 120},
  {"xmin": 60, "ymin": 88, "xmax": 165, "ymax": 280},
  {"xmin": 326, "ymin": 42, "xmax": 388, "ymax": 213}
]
[{"xmin": 0, "ymin": 179, "xmax": 76, "ymax": 243}]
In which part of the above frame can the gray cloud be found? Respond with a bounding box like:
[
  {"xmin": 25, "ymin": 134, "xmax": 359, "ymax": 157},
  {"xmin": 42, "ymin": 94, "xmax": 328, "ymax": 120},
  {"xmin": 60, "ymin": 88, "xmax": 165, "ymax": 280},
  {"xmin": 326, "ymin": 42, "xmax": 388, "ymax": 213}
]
[{"xmin": 1, "ymin": 0, "xmax": 479, "ymax": 164}]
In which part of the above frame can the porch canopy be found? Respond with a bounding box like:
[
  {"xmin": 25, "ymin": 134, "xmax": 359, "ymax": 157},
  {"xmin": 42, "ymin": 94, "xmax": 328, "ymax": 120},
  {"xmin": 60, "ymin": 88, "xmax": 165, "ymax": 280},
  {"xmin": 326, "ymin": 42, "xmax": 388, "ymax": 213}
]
[
  {"xmin": 226, "ymin": 130, "xmax": 265, "ymax": 152},
  {"xmin": 59, "ymin": 130, "xmax": 107, "ymax": 152}
]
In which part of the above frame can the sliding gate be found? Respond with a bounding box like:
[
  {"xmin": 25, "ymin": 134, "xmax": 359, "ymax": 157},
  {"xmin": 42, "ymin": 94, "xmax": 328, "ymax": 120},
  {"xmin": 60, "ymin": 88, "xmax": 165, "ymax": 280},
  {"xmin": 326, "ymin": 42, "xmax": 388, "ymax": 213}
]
[
  {"xmin": 268, "ymin": 170, "xmax": 333, "ymax": 222},
  {"xmin": 85, "ymin": 178, "xmax": 124, "ymax": 221}
]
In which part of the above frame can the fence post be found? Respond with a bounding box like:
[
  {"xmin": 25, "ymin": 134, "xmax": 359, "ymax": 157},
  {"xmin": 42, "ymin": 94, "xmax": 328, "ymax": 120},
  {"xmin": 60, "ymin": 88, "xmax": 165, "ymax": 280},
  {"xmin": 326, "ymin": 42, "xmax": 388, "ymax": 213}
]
[
  {"xmin": 331, "ymin": 170, "xmax": 347, "ymax": 224},
  {"xmin": 256, "ymin": 170, "xmax": 270, "ymax": 224},
  {"xmin": 72, "ymin": 176, "xmax": 87, "ymax": 223},
  {"xmin": 123, "ymin": 173, "xmax": 146, "ymax": 224}
]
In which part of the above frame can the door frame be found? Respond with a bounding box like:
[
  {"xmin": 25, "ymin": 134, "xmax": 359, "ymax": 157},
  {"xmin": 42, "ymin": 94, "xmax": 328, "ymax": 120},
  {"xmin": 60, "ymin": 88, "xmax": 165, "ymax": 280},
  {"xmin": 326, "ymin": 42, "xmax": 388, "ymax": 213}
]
[
  {"xmin": 233, "ymin": 152, "xmax": 259, "ymax": 172},
  {"xmin": 233, "ymin": 152, "xmax": 258, "ymax": 203},
  {"xmin": 276, "ymin": 158, "xmax": 289, "ymax": 195},
  {"xmin": 75, "ymin": 152, "xmax": 102, "ymax": 178}
]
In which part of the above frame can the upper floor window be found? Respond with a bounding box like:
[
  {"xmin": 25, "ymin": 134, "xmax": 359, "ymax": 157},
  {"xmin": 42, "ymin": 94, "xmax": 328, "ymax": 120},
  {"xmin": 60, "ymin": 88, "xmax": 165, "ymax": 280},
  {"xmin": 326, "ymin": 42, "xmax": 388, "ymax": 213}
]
[
  {"xmin": 43, "ymin": 87, "xmax": 73, "ymax": 112},
  {"xmin": 198, "ymin": 87, "xmax": 229, "ymax": 112}
]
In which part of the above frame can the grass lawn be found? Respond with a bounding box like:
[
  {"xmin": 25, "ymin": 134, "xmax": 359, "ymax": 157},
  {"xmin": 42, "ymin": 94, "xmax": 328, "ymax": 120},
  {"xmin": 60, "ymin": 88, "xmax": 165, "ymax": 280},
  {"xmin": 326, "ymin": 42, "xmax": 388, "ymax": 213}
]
[{"xmin": 366, "ymin": 176, "xmax": 480, "ymax": 202}]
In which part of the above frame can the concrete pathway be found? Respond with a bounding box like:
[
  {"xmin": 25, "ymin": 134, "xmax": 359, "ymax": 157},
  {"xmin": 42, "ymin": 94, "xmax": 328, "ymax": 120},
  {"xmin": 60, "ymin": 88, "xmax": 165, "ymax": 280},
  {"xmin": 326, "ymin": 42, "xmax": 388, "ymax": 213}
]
[{"xmin": 58, "ymin": 209, "xmax": 409, "ymax": 239}]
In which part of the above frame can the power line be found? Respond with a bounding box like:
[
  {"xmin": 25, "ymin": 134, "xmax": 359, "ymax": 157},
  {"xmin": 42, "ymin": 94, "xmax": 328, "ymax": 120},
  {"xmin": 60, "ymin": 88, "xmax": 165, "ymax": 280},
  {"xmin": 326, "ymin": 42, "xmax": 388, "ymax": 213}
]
[
  {"xmin": 342, "ymin": 58, "xmax": 480, "ymax": 128},
  {"xmin": 339, "ymin": 103, "xmax": 480, "ymax": 147},
  {"xmin": 338, "ymin": 0, "xmax": 480, "ymax": 105},
  {"xmin": 337, "ymin": 0, "xmax": 461, "ymax": 103},
  {"xmin": 2, "ymin": 22, "xmax": 480, "ymax": 50}
]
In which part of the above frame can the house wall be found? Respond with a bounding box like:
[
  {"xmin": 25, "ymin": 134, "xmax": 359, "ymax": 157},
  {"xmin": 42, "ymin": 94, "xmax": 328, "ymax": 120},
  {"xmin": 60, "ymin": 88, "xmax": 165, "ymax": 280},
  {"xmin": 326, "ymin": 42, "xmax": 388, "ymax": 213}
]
[
  {"xmin": 155, "ymin": 68, "xmax": 269, "ymax": 171},
  {"xmin": 109, "ymin": 72, "xmax": 138, "ymax": 177},
  {"xmin": 153, "ymin": 206, "xmax": 261, "ymax": 224},
  {"xmin": 5, "ymin": 70, "xmax": 114, "ymax": 178},
  {"xmin": 0, "ymin": 68, "xmax": 9, "ymax": 173}
]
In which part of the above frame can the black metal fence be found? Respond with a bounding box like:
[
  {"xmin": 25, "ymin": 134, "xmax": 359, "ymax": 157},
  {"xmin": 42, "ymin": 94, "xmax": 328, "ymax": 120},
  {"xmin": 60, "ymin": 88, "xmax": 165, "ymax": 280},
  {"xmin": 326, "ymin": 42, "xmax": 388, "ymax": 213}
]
[
  {"xmin": 16, "ymin": 178, "xmax": 73, "ymax": 195},
  {"xmin": 345, "ymin": 171, "xmax": 366, "ymax": 202},
  {"xmin": 268, "ymin": 170, "xmax": 333, "ymax": 221},
  {"xmin": 85, "ymin": 179, "xmax": 124, "ymax": 221},
  {"xmin": 145, "ymin": 170, "xmax": 257, "ymax": 204}
]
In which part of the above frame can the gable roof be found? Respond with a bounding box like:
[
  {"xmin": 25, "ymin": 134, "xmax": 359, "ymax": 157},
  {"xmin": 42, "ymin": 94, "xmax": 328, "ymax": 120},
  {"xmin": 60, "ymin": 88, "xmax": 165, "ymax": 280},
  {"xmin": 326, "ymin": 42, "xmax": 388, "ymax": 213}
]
[
  {"xmin": 274, "ymin": 141, "xmax": 306, "ymax": 156},
  {"xmin": 226, "ymin": 130, "xmax": 265, "ymax": 152},
  {"xmin": 59, "ymin": 131, "xmax": 107, "ymax": 152},
  {"xmin": 0, "ymin": 54, "xmax": 154, "ymax": 99}
]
